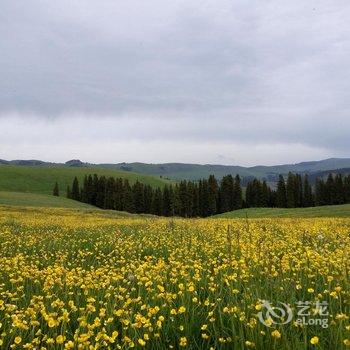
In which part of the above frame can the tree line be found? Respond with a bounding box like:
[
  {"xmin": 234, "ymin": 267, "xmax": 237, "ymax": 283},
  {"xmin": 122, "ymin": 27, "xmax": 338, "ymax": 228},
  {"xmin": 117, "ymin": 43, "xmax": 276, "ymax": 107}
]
[
  {"xmin": 62, "ymin": 174, "xmax": 242, "ymax": 217},
  {"xmin": 54, "ymin": 172, "xmax": 350, "ymax": 217},
  {"xmin": 245, "ymin": 173, "xmax": 350, "ymax": 208}
]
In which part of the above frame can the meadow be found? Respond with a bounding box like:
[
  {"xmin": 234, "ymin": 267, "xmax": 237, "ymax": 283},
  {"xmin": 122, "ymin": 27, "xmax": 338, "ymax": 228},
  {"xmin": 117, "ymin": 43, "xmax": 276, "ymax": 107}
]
[
  {"xmin": 214, "ymin": 204, "xmax": 350, "ymax": 219},
  {"xmin": 0, "ymin": 165, "xmax": 171, "ymax": 195},
  {"xmin": 0, "ymin": 192, "xmax": 95, "ymax": 209},
  {"xmin": 0, "ymin": 206, "xmax": 349, "ymax": 349}
]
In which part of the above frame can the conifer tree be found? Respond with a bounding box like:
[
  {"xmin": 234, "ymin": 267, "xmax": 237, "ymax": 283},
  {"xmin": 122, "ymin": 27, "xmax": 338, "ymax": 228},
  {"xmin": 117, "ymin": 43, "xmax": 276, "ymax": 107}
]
[
  {"xmin": 95, "ymin": 176, "xmax": 106, "ymax": 208},
  {"xmin": 219, "ymin": 175, "xmax": 234, "ymax": 212},
  {"xmin": 162, "ymin": 185, "xmax": 172, "ymax": 217},
  {"xmin": 91, "ymin": 174, "xmax": 99, "ymax": 206},
  {"xmin": 276, "ymin": 175, "xmax": 287, "ymax": 207},
  {"xmin": 122, "ymin": 180, "xmax": 134, "ymax": 213},
  {"xmin": 344, "ymin": 175, "xmax": 350, "ymax": 204},
  {"xmin": 143, "ymin": 185, "xmax": 154, "ymax": 214},
  {"xmin": 261, "ymin": 181, "xmax": 269, "ymax": 207},
  {"xmin": 53, "ymin": 182, "xmax": 59, "ymax": 196},
  {"xmin": 71, "ymin": 177, "xmax": 81, "ymax": 201},
  {"xmin": 286, "ymin": 172, "xmax": 296, "ymax": 208},
  {"xmin": 114, "ymin": 178, "xmax": 124, "ymax": 211},
  {"xmin": 232, "ymin": 175, "xmax": 243, "ymax": 210},
  {"xmin": 325, "ymin": 174, "xmax": 335, "ymax": 205},
  {"xmin": 132, "ymin": 181, "xmax": 145, "ymax": 214},
  {"xmin": 151, "ymin": 188, "xmax": 163, "ymax": 216},
  {"xmin": 105, "ymin": 177, "xmax": 116, "ymax": 209},
  {"xmin": 315, "ymin": 178, "xmax": 326, "ymax": 206},
  {"xmin": 295, "ymin": 174, "xmax": 303, "ymax": 207},
  {"xmin": 303, "ymin": 174, "xmax": 313, "ymax": 207},
  {"xmin": 208, "ymin": 175, "xmax": 218, "ymax": 215},
  {"xmin": 334, "ymin": 174, "xmax": 344, "ymax": 204},
  {"xmin": 81, "ymin": 175, "xmax": 88, "ymax": 203}
]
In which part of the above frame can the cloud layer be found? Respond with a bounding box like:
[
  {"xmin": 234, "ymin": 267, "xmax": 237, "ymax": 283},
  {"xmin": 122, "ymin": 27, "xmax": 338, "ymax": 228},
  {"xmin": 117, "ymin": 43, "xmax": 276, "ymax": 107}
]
[{"xmin": 1, "ymin": 0, "xmax": 349, "ymax": 165}]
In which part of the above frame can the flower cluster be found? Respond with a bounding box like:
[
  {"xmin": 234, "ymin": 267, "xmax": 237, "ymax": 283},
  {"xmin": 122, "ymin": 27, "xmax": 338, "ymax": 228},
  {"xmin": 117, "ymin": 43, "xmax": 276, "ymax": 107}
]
[{"xmin": 0, "ymin": 206, "xmax": 349, "ymax": 349}]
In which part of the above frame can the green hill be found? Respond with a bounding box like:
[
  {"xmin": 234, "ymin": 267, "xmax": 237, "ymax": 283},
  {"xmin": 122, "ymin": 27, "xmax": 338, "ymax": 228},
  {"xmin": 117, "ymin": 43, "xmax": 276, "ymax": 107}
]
[
  {"xmin": 0, "ymin": 191, "xmax": 95, "ymax": 209},
  {"xmin": 103, "ymin": 158, "xmax": 350, "ymax": 180},
  {"xmin": 212, "ymin": 204, "xmax": 350, "ymax": 218},
  {"xmin": 0, "ymin": 165, "xmax": 172, "ymax": 195},
  {"xmin": 0, "ymin": 192, "xmax": 155, "ymax": 218}
]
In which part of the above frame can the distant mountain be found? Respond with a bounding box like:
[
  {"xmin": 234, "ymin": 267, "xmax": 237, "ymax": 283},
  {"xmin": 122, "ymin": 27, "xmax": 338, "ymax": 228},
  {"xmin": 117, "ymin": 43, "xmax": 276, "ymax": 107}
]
[
  {"xmin": 0, "ymin": 159, "xmax": 49, "ymax": 166},
  {"xmin": 65, "ymin": 159, "xmax": 87, "ymax": 167},
  {"xmin": 1, "ymin": 157, "xmax": 350, "ymax": 181},
  {"xmin": 104, "ymin": 158, "xmax": 350, "ymax": 181}
]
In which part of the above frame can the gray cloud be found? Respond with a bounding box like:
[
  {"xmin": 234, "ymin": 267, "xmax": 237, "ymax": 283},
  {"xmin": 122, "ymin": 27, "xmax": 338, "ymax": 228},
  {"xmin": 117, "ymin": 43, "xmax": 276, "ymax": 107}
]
[{"xmin": 0, "ymin": 0, "xmax": 349, "ymax": 164}]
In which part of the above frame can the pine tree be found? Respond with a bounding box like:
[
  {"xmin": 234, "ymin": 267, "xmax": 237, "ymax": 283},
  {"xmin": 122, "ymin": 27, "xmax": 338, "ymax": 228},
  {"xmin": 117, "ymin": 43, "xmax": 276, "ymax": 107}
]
[
  {"xmin": 86, "ymin": 175, "xmax": 93, "ymax": 204},
  {"xmin": 105, "ymin": 177, "xmax": 116, "ymax": 209},
  {"xmin": 219, "ymin": 175, "xmax": 234, "ymax": 212},
  {"xmin": 295, "ymin": 174, "xmax": 303, "ymax": 207},
  {"xmin": 246, "ymin": 179, "xmax": 262, "ymax": 207},
  {"xmin": 315, "ymin": 178, "xmax": 326, "ymax": 206},
  {"xmin": 199, "ymin": 180, "xmax": 210, "ymax": 217},
  {"xmin": 151, "ymin": 188, "xmax": 163, "ymax": 216},
  {"xmin": 261, "ymin": 181, "xmax": 269, "ymax": 207},
  {"xmin": 132, "ymin": 181, "xmax": 145, "ymax": 214},
  {"xmin": 325, "ymin": 174, "xmax": 335, "ymax": 205},
  {"xmin": 276, "ymin": 175, "xmax": 287, "ymax": 207},
  {"xmin": 53, "ymin": 182, "xmax": 59, "ymax": 196},
  {"xmin": 122, "ymin": 180, "xmax": 134, "ymax": 213},
  {"xmin": 178, "ymin": 181, "xmax": 191, "ymax": 217},
  {"xmin": 162, "ymin": 185, "xmax": 172, "ymax": 217},
  {"xmin": 71, "ymin": 177, "xmax": 80, "ymax": 201},
  {"xmin": 334, "ymin": 174, "xmax": 344, "ymax": 204},
  {"xmin": 143, "ymin": 185, "xmax": 154, "ymax": 214},
  {"xmin": 114, "ymin": 178, "xmax": 124, "ymax": 211},
  {"xmin": 172, "ymin": 184, "xmax": 181, "ymax": 216},
  {"xmin": 91, "ymin": 174, "xmax": 99, "ymax": 206},
  {"xmin": 232, "ymin": 175, "xmax": 243, "ymax": 210},
  {"xmin": 268, "ymin": 188, "xmax": 277, "ymax": 207},
  {"xmin": 303, "ymin": 174, "xmax": 313, "ymax": 207},
  {"xmin": 344, "ymin": 175, "xmax": 350, "ymax": 204},
  {"xmin": 81, "ymin": 175, "xmax": 88, "ymax": 203},
  {"xmin": 208, "ymin": 175, "xmax": 218, "ymax": 215},
  {"xmin": 286, "ymin": 172, "xmax": 296, "ymax": 208}
]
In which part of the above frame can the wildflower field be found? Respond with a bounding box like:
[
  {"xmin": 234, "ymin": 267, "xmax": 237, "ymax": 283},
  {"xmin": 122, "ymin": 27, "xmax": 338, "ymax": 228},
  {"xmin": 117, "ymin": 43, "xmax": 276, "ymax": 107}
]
[{"xmin": 0, "ymin": 206, "xmax": 349, "ymax": 349}]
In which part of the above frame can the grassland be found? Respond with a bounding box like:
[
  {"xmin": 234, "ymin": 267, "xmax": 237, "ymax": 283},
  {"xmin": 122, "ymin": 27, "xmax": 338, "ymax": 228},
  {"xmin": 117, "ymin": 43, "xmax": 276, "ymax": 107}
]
[
  {"xmin": 213, "ymin": 204, "xmax": 350, "ymax": 218},
  {"xmin": 0, "ymin": 191, "xmax": 96, "ymax": 209},
  {"xmin": 0, "ymin": 164, "xmax": 172, "ymax": 195},
  {"xmin": 106, "ymin": 158, "xmax": 350, "ymax": 180},
  {"xmin": 0, "ymin": 205, "xmax": 348, "ymax": 349}
]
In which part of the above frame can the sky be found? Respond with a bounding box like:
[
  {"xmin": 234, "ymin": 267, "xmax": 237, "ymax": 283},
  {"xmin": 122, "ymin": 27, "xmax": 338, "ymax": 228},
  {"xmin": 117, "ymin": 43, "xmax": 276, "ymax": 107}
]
[{"xmin": 1, "ymin": 0, "xmax": 350, "ymax": 166}]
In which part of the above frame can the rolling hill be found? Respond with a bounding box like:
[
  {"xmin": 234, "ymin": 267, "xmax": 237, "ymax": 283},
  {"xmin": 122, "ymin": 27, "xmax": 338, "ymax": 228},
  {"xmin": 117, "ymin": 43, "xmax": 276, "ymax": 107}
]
[
  {"xmin": 2, "ymin": 157, "xmax": 350, "ymax": 181},
  {"xmin": 0, "ymin": 191, "xmax": 95, "ymax": 209},
  {"xmin": 104, "ymin": 158, "xmax": 350, "ymax": 180},
  {"xmin": 0, "ymin": 164, "xmax": 172, "ymax": 195},
  {"xmin": 212, "ymin": 204, "xmax": 350, "ymax": 218}
]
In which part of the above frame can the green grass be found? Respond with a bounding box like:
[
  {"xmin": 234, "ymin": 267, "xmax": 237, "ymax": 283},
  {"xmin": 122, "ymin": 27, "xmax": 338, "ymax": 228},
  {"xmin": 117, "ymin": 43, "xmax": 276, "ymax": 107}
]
[
  {"xmin": 0, "ymin": 208, "xmax": 348, "ymax": 349},
  {"xmin": 213, "ymin": 204, "xmax": 350, "ymax": 218},
  {"xmin": 0, "ymin": 165, "xmax": 172, "ymax": 195},
  {"xmin": 0, "ymin": 192, "xmax": 156, "ymax": 218},
  {"xmin": 0, "ymin": 191, "xmax": 95, "ymax": 209}
]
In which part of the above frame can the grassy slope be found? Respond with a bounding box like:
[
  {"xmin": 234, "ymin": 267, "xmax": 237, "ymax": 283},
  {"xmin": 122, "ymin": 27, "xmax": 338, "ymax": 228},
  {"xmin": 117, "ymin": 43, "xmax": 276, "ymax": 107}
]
[
  {"xmin": 102, "ymin": 158, "xmax": 350, "ymax": 180},
  {"xmin": 0, "ymin": 196, "xmax": 153, "ymax": 218},
  {"xmin": 0, "ymin": 165, "xmax": 172, "ymax": 195},
  {"xmin": 213, "ymin": 204, "xmax": 350, "ymax": 218},
  {"xmin": 0, "ymin": 191, "xmax": 95, "ymax": 209}
]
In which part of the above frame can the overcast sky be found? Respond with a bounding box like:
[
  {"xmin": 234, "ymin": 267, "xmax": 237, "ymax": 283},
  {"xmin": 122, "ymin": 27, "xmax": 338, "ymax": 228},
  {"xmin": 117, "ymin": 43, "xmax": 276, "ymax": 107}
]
[{"xmin": 1, "ymin": 0, "xmax": 350, "ymax": 165}]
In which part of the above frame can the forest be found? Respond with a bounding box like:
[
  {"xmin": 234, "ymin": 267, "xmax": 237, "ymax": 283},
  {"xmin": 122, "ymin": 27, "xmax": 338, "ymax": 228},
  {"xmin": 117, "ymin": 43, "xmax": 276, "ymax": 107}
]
[{"xmin": 58, "ymin": 172, "xmax": 350, "ymax": 217}]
